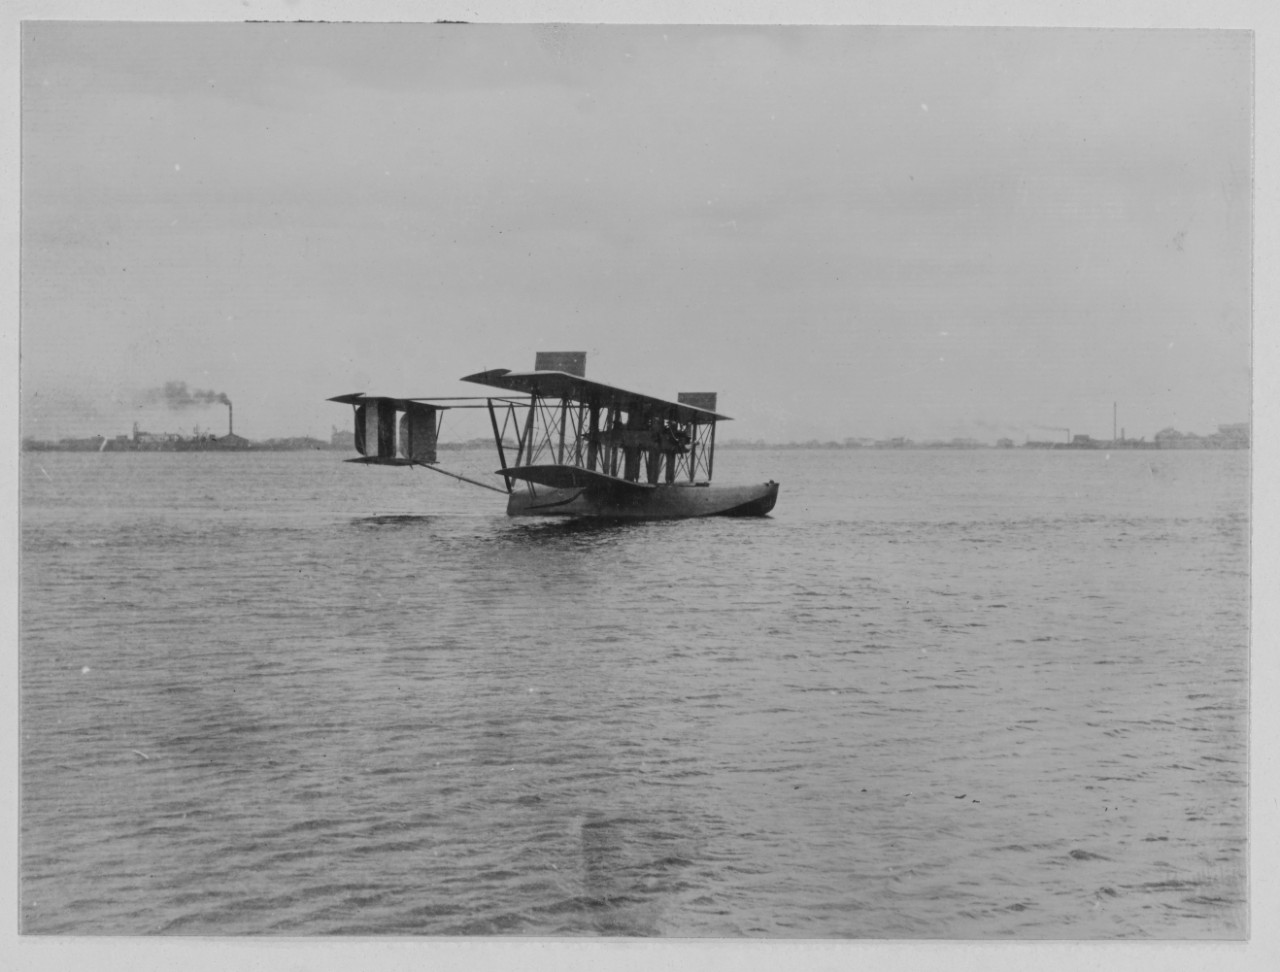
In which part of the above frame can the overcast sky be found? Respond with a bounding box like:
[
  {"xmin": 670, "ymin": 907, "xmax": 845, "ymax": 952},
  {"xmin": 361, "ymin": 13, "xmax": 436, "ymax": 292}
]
[{"xmin": 20, "ymin": 21, "xmax": 1251, "ymax": 443}]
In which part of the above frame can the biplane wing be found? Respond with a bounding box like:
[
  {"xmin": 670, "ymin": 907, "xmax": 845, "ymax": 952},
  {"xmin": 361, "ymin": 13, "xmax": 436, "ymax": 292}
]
[
  {"xmin": 461, "ymin": 369, "xmax": 731, "ymax": 424},
  {"xmin": 500, "ymin": 464, "xmax": 656, "ymax": 492}
]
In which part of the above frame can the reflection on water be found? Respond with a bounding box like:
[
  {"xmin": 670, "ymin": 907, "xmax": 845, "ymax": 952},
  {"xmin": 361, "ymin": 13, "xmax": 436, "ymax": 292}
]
[
  {"xmin": 20, "ymin": 449, "xmax": 1249, "ymax": 937},
  {"xmin": 492, "ymin": 516, "xmax": 650, "ymax": 547},
  {"xmin": 356, "ymin": 514, "xmax": 447, "ymax": 527}
]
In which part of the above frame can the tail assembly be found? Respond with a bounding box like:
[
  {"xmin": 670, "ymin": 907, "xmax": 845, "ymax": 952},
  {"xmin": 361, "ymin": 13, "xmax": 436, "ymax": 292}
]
[{"xmin": 328, "ymin": 394, "xmax": 445, "ymax": 465}]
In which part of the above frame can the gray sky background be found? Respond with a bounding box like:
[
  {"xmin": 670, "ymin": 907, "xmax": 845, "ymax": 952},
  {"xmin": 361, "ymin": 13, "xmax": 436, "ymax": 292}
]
[{"xmin": 20, "ymin": 21, "xmax": 1252, "ymax": 443}]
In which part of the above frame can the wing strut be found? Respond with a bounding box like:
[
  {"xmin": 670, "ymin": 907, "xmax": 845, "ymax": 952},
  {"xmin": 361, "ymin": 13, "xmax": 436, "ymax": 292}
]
[
  {"xmin": 487, "ymin": 398, "xmax": 513, "ymax": 492},
  {"xmin": 414, "ymin": 463, "xmax": 509, "ymax": 494}
]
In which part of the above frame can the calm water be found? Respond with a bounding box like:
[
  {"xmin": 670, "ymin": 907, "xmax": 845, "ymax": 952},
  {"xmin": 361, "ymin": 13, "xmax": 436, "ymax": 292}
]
[{"xmin": 20, "ymin": 447, "xmax": 1249, "ymax": 937}]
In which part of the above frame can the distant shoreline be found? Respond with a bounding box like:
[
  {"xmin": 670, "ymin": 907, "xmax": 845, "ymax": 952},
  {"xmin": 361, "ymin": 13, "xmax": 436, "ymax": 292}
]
[{"xmin": 23, "ymin": 434, "xmax": 1248, "ymax": 453}]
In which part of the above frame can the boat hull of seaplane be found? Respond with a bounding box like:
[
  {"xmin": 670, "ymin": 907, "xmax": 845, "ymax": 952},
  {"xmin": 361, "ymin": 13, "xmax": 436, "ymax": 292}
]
[{"xmin": 505, "ymin": 479, "xmax": 779, "ymax": 519}]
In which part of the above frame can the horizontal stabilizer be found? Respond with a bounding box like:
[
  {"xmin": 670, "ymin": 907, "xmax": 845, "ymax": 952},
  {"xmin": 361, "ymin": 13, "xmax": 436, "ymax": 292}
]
[{"xmin": 501, "ymin": 464, "xmax": 656, "ymax": 492}]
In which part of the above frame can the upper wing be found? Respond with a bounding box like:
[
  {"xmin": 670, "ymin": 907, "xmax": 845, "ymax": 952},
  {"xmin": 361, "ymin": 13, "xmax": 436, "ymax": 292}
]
[{"xmin": 462, "ymin": 369, "xmax": 730, "ymax": 424}]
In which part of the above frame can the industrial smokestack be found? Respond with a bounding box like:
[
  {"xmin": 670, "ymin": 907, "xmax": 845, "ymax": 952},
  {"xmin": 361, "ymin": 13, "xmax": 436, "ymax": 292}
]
[{"xmin": 227, "ymin": 400, "xmax": 233, "ymax": 436}]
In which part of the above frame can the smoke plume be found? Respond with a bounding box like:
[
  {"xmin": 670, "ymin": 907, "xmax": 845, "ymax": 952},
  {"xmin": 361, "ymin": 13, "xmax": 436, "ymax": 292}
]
[{"xmin": 143, "ymin": 381, "xmax": 231, "ymax": 409}]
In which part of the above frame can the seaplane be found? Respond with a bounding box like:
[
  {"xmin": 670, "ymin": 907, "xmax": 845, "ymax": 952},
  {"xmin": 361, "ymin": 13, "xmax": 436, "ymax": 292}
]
[{"xmin": 330, "ymin": 352, "xmax": 779, "ymax": 519}]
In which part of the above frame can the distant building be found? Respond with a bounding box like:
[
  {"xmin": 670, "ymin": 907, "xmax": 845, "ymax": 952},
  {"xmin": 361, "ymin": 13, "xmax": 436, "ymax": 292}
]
[
  {"xmin": 213, "ymin": 433, "xmax": 252, "ymax": 450},
  {"xmin": 331, "ymin": 426, "xmax": 356, "ymax": 450},
  {"xmin": 1212, "ymin": 423, "xmax": 1250, "ymax": 448},
  {"xmin": 996, "ymin": 438, "xmax": 1014, "ymax": 449},
  {"xmin": 1154, "ymin": 427, "xmax": 1202, "ymax": 449}
]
